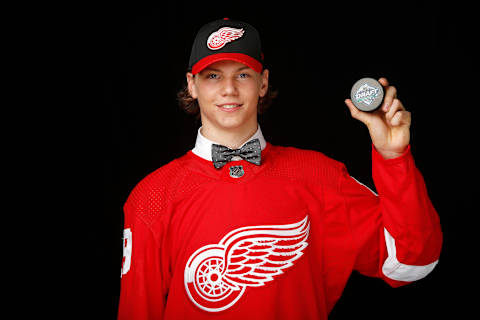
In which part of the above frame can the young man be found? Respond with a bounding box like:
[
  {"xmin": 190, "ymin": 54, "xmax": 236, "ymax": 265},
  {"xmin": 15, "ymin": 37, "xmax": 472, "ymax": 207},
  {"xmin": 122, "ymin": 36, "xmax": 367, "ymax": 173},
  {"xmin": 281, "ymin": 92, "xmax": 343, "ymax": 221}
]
[{"xmin": 118, "ymin": 18, "xmax": 442, "ymax": 319}]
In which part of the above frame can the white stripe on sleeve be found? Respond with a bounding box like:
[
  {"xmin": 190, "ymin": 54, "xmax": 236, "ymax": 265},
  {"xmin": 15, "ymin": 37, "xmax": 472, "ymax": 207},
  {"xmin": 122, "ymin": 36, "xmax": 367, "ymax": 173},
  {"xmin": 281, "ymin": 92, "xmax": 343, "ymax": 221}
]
[
  {"xmin": 350, "ymin": 176, "xmax": 439, "ymax": 282},
  {"xmin": 382, "ymin": 228, "xmax": 439, "ymax": 282}
]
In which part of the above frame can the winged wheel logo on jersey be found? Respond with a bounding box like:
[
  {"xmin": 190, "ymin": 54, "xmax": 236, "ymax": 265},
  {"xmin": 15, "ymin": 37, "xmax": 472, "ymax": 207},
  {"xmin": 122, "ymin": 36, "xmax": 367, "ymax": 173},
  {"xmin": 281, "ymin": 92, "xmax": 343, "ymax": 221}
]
[
  {"xmin": 184, "ymin": 215, "xmax": 310, "ymax": 312},
  {"xmin": 207, "ymin": 27, "xmax": 245, "ymax": 50}
]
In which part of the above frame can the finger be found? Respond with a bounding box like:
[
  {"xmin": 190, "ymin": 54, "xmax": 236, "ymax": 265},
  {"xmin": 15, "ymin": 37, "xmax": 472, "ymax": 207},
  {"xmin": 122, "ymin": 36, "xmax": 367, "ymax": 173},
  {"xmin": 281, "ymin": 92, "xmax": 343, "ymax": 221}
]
[
  {"xmin": 385, "ymin": 85, "xmax": 397, "ymax": 99},
  {"xmin": 378, "ymin": 77, "xmax": 389, "ymax": 87},
  {"xmin": 382, "ymin": 85, "xmax": 398, "ymax": 112},
  {"xmin": 390, "ymin": 110, "xmax": 411, "ymax": 127},
  {"xmin": 385, "ymin": 99, "xmax": 403, "ymax": 121},
  {"xmin": 385, "ymin": 99, "xmax": 406, "ymax": 124},
  {"xmin": 345, "ymin": 99, "xmax": 371, "ymax": 125}
]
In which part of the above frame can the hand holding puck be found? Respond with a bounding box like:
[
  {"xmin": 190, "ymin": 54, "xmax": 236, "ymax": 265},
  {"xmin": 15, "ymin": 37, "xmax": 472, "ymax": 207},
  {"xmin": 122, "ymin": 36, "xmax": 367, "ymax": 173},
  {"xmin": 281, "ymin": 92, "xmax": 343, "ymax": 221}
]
[{"xmin": 345, "ymin": 77, "xmax": 412, "ymax": 160}]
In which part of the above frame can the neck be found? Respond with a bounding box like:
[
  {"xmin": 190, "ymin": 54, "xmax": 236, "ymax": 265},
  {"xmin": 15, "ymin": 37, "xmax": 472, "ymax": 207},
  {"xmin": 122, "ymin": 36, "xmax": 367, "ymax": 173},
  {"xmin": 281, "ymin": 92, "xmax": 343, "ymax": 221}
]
[{"xmin": 200, "ymin": 122, "xmax": 258, "ymax": 149}]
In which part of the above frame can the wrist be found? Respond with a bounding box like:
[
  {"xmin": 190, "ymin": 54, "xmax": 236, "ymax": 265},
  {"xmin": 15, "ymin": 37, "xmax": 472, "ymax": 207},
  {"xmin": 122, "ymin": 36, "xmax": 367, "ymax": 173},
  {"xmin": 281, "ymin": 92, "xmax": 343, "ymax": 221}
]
[{"xmin": 374, "ymin": 146, "xmax": 408, "ymax": 160}]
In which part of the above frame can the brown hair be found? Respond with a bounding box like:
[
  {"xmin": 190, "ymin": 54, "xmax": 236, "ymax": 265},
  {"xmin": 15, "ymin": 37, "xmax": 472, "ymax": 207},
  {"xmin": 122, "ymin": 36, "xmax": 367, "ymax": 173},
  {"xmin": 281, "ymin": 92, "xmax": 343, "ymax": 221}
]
[{"xmin": 177, "ymin": 77, "xmax": 278, "ymax": 120}]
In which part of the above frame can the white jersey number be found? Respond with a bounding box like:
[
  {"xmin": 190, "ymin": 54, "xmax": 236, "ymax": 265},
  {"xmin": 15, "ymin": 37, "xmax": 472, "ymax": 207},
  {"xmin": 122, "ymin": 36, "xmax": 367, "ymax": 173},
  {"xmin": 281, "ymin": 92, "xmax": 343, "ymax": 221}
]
[{"xmin": 121, "ymin": 228, "xmax": 132, "ymax": 277}]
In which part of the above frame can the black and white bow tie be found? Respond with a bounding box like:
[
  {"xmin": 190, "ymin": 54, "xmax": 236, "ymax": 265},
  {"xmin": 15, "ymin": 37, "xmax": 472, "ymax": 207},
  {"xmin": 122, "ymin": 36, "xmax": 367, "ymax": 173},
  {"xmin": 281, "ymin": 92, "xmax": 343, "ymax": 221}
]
[{"xmin": 211, "ymin": 138, "xmax": 262, "ymax": 169}]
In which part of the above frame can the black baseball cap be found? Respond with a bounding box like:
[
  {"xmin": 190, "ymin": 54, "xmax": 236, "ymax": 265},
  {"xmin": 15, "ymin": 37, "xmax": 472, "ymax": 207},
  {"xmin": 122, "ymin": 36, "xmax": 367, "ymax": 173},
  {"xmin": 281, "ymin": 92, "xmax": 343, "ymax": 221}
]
[{"xmin": 188, "ymin": 18, "xmax": 264, "ymax": 75}]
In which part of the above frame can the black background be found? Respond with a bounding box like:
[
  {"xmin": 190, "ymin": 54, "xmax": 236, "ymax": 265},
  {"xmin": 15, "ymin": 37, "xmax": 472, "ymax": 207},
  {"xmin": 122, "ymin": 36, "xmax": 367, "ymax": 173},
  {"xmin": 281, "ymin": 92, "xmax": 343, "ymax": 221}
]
[{"xmin": 102, "ymin": 2, "xmax": 474, "ymax": 319}]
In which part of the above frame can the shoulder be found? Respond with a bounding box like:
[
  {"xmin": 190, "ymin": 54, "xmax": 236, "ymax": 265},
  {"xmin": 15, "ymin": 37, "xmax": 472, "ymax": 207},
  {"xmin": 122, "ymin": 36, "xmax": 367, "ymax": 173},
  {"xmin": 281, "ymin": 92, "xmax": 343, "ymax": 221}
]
[
  {"xmin": 129, "ymin": 158, "xmax": 183, "ymax": 198},
  {"xmin": 124, "ymin": 158, "xmax": 185, "ymax": 225},
  {"xmin": 271, "ymin": 144, "xmax": 342, "ymax": 167},
  {"xmin": 266, "ymin": 144, "xmax": 347, "ymax": 187}
]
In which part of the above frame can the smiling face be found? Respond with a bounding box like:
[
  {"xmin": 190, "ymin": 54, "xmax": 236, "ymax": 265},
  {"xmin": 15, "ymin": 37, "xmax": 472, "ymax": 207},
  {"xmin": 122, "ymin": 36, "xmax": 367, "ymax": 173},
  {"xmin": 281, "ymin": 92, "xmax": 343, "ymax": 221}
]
[{"xmin": 186, "ymin": 60, "xmax": 269, "ymax": 138}]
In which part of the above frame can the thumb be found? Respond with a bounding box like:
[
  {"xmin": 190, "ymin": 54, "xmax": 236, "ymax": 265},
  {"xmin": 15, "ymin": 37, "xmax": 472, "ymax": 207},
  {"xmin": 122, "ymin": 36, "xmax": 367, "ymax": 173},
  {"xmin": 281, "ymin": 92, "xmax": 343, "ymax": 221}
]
[{"xmin": 344, "ymin": 99, "xmax": 371, "ymax": 126}]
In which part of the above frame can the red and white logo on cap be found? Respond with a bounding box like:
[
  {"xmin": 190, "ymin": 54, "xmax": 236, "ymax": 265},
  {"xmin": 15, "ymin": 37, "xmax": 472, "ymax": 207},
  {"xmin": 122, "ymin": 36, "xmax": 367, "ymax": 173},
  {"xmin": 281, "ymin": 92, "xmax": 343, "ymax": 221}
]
[{"xmin": 207, "ymin": 27, "xmax": 245, "ymax": 51}]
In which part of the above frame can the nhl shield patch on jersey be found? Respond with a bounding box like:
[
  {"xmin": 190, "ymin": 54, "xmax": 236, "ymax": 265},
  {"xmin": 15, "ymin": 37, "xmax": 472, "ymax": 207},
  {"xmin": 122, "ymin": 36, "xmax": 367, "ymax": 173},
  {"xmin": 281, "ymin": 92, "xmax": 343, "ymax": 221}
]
[
  {"xmin": 229, "ymin": 165, "xmax": 244, "ymax": 178},
  {"xmin": 184, "ymin": 215, "xmax": 310, "ymax": 312}
]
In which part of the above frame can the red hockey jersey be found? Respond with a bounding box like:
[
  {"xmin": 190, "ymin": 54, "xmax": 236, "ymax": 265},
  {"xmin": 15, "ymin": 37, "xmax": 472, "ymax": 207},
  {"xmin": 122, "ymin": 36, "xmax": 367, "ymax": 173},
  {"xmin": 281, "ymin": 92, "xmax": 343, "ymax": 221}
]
[{"xmin": 118, "ymin": 126, "xmax": 442, "ymax": 319}]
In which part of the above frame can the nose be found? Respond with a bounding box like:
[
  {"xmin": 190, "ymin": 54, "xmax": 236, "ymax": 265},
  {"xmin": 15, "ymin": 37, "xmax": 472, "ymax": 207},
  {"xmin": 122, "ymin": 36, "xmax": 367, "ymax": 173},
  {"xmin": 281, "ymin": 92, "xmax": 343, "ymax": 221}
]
[{"xmin": 221, "ymin": 77, "xmax": 238, "ymax": 96}]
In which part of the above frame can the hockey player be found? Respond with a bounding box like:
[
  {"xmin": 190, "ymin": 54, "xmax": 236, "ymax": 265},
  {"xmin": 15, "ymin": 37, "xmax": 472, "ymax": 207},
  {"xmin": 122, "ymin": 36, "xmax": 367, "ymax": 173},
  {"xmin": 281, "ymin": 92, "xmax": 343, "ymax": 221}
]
[{"xmin": 117, "ymin": 18, "xmax": 442, "ymax": 319}]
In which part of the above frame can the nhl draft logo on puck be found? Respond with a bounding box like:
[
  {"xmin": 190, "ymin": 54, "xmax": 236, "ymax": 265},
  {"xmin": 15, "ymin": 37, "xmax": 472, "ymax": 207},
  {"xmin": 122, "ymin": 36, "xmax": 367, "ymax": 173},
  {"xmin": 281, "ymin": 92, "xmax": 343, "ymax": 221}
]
[
  {"xmin": 350, "ymin": 78, "xmax": 384, "ymax": 112},
  {"xmin": 184, "ymin": 216, "xmax": 310, "ymax": 312},
  {"xmin": 207, "ymin": 27, "xmax": 245, "ymax": 50}
]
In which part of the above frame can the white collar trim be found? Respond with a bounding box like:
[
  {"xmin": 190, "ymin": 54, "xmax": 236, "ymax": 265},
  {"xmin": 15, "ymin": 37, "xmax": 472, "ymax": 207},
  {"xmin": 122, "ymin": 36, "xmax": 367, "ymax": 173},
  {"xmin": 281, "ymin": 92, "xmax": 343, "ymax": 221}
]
[{"xmin": 192, "ymin": 124, "xmax": 267, "ymax": 162}]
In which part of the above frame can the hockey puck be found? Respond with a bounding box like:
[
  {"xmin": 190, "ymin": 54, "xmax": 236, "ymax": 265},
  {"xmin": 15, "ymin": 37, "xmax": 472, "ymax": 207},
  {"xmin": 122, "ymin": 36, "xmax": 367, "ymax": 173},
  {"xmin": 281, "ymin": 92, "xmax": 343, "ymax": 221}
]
[{"xmin": 350, "ymin": 78, "xmax": 384, "ymax": 112}]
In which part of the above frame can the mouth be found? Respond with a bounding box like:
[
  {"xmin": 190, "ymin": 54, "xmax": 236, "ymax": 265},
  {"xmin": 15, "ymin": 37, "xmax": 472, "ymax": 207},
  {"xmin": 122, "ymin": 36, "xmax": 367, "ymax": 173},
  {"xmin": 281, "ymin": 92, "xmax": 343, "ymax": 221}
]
[{"xmin": 217, "ymin": 103, "xmax": 243, "ymax": 112}]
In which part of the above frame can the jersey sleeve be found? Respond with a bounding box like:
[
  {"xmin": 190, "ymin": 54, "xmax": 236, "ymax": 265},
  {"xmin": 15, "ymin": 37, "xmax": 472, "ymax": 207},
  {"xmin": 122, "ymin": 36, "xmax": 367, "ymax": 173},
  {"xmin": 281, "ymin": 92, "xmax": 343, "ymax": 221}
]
[
  {"xmin": 341, "ymin": 144, "xmax": 442, "ymax": 287},
  {"xmin": 117, "ymin": 178, "xmax": 171, "ymax": 320}
]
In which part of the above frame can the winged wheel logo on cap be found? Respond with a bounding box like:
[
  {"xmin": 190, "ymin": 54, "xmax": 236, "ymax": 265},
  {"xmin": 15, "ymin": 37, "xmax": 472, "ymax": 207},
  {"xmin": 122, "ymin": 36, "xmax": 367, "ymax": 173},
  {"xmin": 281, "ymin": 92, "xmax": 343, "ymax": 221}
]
[{"xmin": 207, "ymin": 27, "xmax": 245, "ymax": 50}]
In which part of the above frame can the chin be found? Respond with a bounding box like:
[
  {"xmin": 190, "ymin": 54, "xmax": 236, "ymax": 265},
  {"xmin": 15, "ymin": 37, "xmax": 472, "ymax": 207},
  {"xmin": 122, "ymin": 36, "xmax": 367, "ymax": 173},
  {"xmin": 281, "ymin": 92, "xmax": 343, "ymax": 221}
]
[{"xmin": 217, "ymin": 118, "xmax": 247, "ymax": 130}]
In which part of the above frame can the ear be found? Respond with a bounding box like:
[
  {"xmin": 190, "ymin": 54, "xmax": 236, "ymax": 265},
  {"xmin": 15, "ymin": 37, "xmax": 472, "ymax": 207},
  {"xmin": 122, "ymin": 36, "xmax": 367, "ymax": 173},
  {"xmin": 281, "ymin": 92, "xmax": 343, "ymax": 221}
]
[
  {"xmin": 186, "ymin": 72, "xmax": 198, "ymax": 99},
  {"xmin": 259, "ymin": 69, "xmax": 269, "ymax": 98}
]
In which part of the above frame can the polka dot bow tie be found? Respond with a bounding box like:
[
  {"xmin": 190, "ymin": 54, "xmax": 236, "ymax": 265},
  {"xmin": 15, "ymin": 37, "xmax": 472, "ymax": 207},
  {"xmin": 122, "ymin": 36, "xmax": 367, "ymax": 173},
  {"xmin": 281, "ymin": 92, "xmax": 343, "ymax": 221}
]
[{"xmin": 211, "ymin": 138, "xmax": 262, "ymax": 169}]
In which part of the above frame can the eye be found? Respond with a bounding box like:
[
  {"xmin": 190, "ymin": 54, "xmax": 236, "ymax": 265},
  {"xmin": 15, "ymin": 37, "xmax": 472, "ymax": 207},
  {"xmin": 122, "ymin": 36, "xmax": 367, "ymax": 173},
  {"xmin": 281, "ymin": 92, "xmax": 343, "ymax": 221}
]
[
  {"xmin": 238, "ymin": 73, "xmax": 250, "ymax": 79},
  {"xmin": 207, "ymin": 73, "xmax": 219, "ymax": 79}
]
